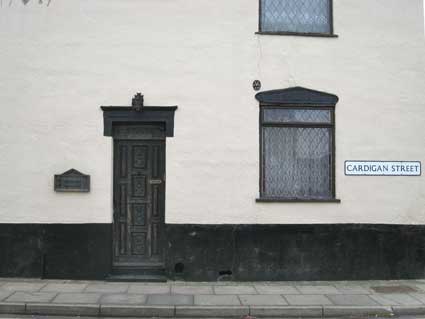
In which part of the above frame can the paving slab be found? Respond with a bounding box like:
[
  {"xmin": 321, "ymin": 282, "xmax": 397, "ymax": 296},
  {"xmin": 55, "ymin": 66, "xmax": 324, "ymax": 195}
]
[
  {"xmin": 370, "ymin": 293, "xmax": 423, "ymax": 306},
  {"xmin": 296, "ymin": 285, "xmax": 340, "ymax": 294},
  {"xmin": 238, "ymin": 294, "xmax": 288, "ymax": 306},
  {"xmin": 100, "ymin": 293, "xmax": 147, "ymax": 305},
  {"xmin": 128, "ymin": 284, "xmax": 170, "ymax": 294},
  {"xmin": 40, "ymin": 283, "xmax": 87, "ymax": 293},
  {"xmin": 371, "ymin": 285, "xmax": 418, "ymax": 293},
  {"xmin": 254, "ymin": 285, "xmax": 299, "ymax": 295},
  {"xmin": 175, "ymin": 305, "xmax": 248, "ymax": 317},
  {"xmin": 295, "ymin": 281, "xmax": 336, "ymax": 286},
  {"xmin": 323, "ymin": 305, "xmax": 393, "ymax": 317},
  {"xmin": 214, "ymin": 285, "xmax": 257, "ymax": 295},
  {"xmin": 84, "ymin": 283, "xmax": 129, "ymax": 294},
  {"xmin": 0, "ymin": 291, "xmax": 13, "ymax": 302},
  {"xmin": 171, "ymin": 285, "xmax": 214, "ymax": 295},
  {"xmin": 147, "ymin": 294, "xmax": 194, "ymax": 305},
  {"xmin": 100, "ymin": 304, "xmax": 174, "ymax": 317},
  {"xmin": 250, "ymin": 305, "xmax": 323, "ymax": 318},
  {"xmin": 0, "ymin": 282, "xmax": 46, "ymax": 292},
  {"xmin": 332, "ymin": 285, "xmax": 371, "ymax": 294},
  {"xmin": 351, "ymin": 280, "xmax": 383, "ymax": 288},
  {"xmin": 195, "ymin": 295, "xmax": 241, "ymax": 306},
  {"xmin": 371, "ymin": 280, "xmax": 402, "ymax": 286},
  {"xmin": 173, "ymin": 282, "xmax": 220, "ymax": 286},
  {"xmin": 0, "ymin": 279, "xmax": 49, "ymax": 283},
  {"xmin": 285, "ymin": 294, "xmax": 333, "ymax": 306},
  {"xmin": 326, "ymin": 294, "xmax": 379, "ymax": 306},
  {"xmin": 409, "ymin": 293, "xmax": 425, "ymax": 303},
  {"xmin": 0, "ymin": 302, "xmax": 26, "ymax": 314},
  {"xmin": 5, "ymin": 292, "xmax": 57, "ymax": 303},
  {"xmin": 26, "ymin": 303, "xmax": 100, "ymax": 316},
  {"xmin": 416, "ymin": 284, "xmax": 425, "ymax": 292},
  {"xmin": 399, "ymin": 279, "xmax": 420, "ymax": 285},
  {"xmin": 52, "ymin": 292, "xmax": 101, "ymax": 304}
]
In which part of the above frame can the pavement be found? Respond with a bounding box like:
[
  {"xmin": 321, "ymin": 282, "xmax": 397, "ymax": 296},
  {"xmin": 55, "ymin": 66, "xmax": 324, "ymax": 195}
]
[{"xmin": 2, "ymin": 278, "xmax": 425, "ymax": 318}]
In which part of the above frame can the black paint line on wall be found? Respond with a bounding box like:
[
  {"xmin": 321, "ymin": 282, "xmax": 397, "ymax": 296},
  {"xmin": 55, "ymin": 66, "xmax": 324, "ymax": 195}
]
[{"xmin": 0, "ymin": 223, "xmax": 424, "ymax": 281}]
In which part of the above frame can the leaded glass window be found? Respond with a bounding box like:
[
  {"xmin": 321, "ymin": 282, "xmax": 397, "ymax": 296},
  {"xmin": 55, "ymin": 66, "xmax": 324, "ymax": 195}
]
[
  {"xmin": 260, "ymin": 0, "xmax": 332, "ymax": 35},
  {"xmin": 260, "ymin": 107, "xmax": 335, "ymax": 200}
]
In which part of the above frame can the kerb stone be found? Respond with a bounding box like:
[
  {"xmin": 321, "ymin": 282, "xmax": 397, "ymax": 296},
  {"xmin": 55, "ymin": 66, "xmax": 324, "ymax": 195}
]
[
  {"xmin": 250, "ymin": 306, "xmax": 322, "ymax": 317},
  {"xmin": 0, "ymin": 302, "xmax": 26, "ymax": 314},
  {"xmin": 323, "ymin": 306, "xmax": 393, "ymax": 317},
  {"xmin": 26, "ymin": 303, "xmax": 100, "ymax": 316},
  {"xmin": 100, "ymin": 305, "xmax": 174, "ymax": 317},
  {"xmin": 392, "ymin": 306, "xmax": 425, "ymax": 316},
  {"xmin": 175, "ymin": 306, "xmax": 249, "ymax": 317}
]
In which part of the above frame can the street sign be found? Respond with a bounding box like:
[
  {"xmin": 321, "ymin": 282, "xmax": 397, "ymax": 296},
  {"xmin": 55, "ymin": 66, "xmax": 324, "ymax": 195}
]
[{"xmin": 345, "ymin": 161, "xmax": 421, "ymax": 176}]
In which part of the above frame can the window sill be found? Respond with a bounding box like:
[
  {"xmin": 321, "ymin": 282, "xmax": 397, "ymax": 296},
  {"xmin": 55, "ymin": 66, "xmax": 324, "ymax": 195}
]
[
  {"xmin": 256, "ymin": 31, "xmax": 338, "ymax": 38},
  {"xmin": 256, "ymin": 197, "xmax": 341, "ymax": 203}
]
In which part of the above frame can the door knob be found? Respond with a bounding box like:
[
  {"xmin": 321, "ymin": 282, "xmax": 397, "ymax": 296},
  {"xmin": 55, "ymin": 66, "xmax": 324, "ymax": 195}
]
[{"xmin": 149, "ymin": 179, "xmax": 162, "ymax": 185}]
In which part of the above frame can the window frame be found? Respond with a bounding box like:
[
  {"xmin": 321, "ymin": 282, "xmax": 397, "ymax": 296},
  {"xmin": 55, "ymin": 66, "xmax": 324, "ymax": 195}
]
[
  {"xmin": 257, "ymin": 0, "xmax": 337, "ymax": 38},
  {"xmin": 255, "ymin": 87, "xmax": 340, "ymax": 203}
]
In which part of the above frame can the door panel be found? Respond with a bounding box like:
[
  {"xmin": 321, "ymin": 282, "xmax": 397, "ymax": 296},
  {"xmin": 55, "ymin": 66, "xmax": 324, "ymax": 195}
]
[{"xmin": 113, "ymin": 139, "xmax": 165, "ymax": 268}]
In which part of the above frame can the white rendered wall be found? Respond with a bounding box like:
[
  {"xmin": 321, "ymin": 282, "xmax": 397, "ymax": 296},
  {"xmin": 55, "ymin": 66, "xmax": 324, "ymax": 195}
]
[{"xmin": 0, "ymin": 0, "xmax": 424, "ymax": 224}]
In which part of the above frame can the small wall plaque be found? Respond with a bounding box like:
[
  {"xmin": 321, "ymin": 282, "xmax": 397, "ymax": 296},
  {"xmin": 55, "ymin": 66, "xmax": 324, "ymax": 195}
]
[
  {"xmin": 253, "ymin": 80, "xmax": 262, "ymax": 91},
  {"xmin": 54, "ymin": 169, "xmax": 90, "ymax": 192}
]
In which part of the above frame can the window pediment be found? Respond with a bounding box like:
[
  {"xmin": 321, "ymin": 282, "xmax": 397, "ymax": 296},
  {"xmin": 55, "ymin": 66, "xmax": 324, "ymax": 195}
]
[{"xmin": 255, "ymin": 87, "xmax": 339, "ymax": 106}]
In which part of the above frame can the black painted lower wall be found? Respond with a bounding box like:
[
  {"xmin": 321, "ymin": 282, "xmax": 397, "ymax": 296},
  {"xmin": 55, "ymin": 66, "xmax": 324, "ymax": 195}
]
[
  {"xmin": 0, "ymin": 223, "xmax": 424, "ymax": 281},
  {"xmin": 165, "ymin": 224, "xmax": 425, "ymax": 281},
  {"xmin": 0, "ymin": 224, "xmax": 112, "ymax": 279}
]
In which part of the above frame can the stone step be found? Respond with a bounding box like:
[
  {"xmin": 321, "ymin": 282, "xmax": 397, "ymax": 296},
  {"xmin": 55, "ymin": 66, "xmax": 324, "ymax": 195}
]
[
  {"xmin": 106, "ymin": 274, "xmax": 167, "ymax": 282},
  {"xmin": 111, "ymin": 265, "xmax": 166, "ymax": 277}
]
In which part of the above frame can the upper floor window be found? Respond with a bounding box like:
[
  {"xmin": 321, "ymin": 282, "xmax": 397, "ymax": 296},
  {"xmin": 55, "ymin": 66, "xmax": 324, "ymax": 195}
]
[
  {"xmin": 259, "ymin": 0, "xmax": 334, "ymax": 36},
  {"xmin": 255, "ymin": 87, "xmax": 340, "ymax": 202}
]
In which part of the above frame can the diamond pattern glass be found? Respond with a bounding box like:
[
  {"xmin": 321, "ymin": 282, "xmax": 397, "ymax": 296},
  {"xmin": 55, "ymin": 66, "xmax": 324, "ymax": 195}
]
[
  {"xmin": 263, "ymin": 127, "xmax": 331, "ymax": 198},
  {"xmin": 263, "ymin": 109, "xmax": 331, "ymax": 124},
  {"xmin": 261, "ymin": 0, "xmax": 331, "ymax": 34}
]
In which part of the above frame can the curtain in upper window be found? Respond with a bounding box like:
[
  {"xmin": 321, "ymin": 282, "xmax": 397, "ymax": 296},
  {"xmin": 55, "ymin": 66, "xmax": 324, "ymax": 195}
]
[{"xmin": 260, "ymin": 0, "xmax": 331, "ymax": 34}]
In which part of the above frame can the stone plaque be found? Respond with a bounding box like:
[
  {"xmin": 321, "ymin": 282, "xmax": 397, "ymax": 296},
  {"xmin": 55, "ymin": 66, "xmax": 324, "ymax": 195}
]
[{"xmin": 54, "ymin": 169, "xmax": 90, "ymax": 192}]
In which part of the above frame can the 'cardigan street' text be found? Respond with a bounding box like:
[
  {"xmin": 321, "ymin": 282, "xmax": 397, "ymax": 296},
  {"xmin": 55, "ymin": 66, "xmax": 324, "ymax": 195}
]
[{"xmin": 345, "ymin": 161, "xmax": 421, "ymax": 176}]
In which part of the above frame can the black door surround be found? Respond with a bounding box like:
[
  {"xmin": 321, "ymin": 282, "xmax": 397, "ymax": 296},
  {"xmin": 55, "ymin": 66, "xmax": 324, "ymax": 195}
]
[
  {"xmin": 102, "ymin": 93, "xmax": 177, "ymax": 281},
  {"xmin": 101, "ymin": 93, "xmax": 177, "ymax": 138}
]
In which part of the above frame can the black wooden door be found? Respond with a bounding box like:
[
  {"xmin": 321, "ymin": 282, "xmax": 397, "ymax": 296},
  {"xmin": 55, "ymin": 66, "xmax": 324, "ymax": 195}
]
[{"xmin": 113, "ymin": 140, "xmax": 165, "ymax": 269}]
